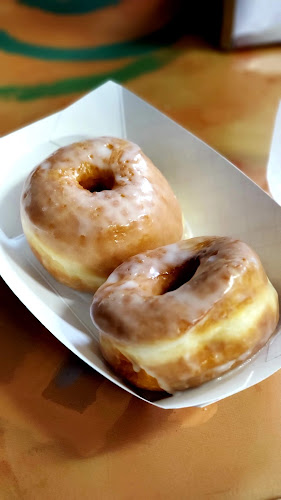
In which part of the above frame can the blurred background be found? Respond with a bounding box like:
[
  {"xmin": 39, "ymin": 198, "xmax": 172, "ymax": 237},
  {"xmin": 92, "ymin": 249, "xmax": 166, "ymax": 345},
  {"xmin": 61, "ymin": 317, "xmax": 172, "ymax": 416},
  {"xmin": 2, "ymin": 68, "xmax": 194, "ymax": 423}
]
[{"xmin": 1, "ymin": 0, "xmax": 281, "ymax": 190}]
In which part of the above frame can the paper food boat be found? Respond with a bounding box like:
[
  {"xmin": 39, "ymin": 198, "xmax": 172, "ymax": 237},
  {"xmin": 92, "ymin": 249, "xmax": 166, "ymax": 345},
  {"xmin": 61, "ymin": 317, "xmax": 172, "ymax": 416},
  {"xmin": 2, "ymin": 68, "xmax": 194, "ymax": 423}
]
[{"xmin": 1, "ymin": 81, "xmax": 281, "ymax": 409}]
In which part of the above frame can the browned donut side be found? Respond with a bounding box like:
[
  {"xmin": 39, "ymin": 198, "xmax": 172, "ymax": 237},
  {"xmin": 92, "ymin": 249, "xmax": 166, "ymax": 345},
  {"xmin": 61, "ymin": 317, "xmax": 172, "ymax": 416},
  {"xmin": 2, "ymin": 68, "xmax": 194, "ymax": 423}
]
[
  {"xmin": 99, "ymin": 291, "xmax": 279, "ymax": 393},
  {"xmin": 100, "ymin": 336, "xmax": 162, "ymax": 391}
]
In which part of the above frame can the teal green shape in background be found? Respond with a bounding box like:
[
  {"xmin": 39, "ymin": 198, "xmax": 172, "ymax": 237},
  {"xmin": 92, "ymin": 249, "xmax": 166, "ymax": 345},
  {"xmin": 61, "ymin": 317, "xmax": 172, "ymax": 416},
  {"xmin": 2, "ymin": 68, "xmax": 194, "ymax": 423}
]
[
  {"xmin": 0, "ymin": 30, "xmax": 164, "ymax": 61},
  {"xmin": 19, "ymin": 0, "xmax": 118, "ymax": 15},
  {"xmin": 0, "ymin": 51, "xmax": 177, "ymax": 100}
]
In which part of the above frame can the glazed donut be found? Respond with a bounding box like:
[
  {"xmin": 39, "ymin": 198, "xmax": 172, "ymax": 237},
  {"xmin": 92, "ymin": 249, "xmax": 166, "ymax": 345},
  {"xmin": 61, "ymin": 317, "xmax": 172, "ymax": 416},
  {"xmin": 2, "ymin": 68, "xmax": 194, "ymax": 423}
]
[
  {"xmin": 91, "ymin": 236, "xmax": 279, "ymax": 393},
  {"xmin": 20, "ymin": 137, "xmax": 184, "ymax": 291}
]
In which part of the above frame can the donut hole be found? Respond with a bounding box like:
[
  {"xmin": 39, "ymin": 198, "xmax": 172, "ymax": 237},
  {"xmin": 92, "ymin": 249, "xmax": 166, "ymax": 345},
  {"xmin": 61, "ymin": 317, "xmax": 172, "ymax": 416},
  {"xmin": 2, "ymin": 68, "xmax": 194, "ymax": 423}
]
[
  {"xmin": 79, "ymin": 171, "xmax": 115, "ymax": 192},
  {"xmin": 162, "ymin": 257, "xmax": 200, "ymax": 294}
]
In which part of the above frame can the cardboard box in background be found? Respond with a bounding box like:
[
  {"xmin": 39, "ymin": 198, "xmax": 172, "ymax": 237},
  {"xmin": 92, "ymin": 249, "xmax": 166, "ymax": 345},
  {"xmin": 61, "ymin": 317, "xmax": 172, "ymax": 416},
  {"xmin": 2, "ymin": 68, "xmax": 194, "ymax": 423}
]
[
  {"xmin": 220, "ymin": 0, "xmax": 281, "ymax": 49},
  {"xmin": 183, "ymin": 0, "xmax": 281, "ymax": 50}
]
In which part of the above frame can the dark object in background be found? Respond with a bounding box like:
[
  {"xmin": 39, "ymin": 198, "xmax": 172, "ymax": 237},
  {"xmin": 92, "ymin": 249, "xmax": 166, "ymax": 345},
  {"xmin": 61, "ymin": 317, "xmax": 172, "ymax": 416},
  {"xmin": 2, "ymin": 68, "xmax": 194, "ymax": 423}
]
[{"xmin": 182, "ymin": 0, "xmax": 281, "ymax": 50}]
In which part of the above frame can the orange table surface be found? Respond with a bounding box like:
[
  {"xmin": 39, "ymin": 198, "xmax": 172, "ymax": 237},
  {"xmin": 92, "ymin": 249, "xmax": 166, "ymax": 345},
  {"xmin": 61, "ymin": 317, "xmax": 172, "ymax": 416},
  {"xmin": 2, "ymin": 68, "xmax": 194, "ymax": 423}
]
[{"xmin": 2, "ymin": 3, "xmax": 281, "ymax": 499}]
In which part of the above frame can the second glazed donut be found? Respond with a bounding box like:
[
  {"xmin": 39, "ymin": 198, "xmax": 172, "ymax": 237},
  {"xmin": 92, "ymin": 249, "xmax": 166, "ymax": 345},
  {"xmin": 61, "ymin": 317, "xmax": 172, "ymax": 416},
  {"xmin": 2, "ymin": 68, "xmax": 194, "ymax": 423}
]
[
  {"xmin": 91, "ymin": 237, "xmax": 279, "ymax": 393},
  {"xmin": 20, "ymin": 137, "xmax": 184, "ymax": 291}
]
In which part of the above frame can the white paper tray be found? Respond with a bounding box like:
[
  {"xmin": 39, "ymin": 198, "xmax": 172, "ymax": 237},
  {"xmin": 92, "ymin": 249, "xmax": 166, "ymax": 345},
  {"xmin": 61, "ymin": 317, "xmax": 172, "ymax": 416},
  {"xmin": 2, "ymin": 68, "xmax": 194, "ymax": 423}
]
[{"xmin": 1, "ymin": 81, "xmax": 281, "ymax": 409}]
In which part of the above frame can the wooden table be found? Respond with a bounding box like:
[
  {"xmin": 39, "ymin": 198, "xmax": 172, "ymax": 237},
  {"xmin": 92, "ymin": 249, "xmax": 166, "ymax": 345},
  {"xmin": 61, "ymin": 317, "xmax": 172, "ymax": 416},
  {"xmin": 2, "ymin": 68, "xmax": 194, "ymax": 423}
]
[{"xmin": 1, "ymin": 2, "xmax": 281, "ymax": 498}]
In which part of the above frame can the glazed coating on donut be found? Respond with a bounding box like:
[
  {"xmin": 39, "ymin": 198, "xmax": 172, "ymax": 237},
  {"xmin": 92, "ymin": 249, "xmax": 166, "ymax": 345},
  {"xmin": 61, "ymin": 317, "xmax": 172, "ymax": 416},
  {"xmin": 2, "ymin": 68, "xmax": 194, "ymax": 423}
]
[
  {"xmin": 20, "ymin": 137, "xmax": 183, "ymax": 291},
  {"xmin": 91, "ymin": 237, "xmax": 279, "ymax": 393}
]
